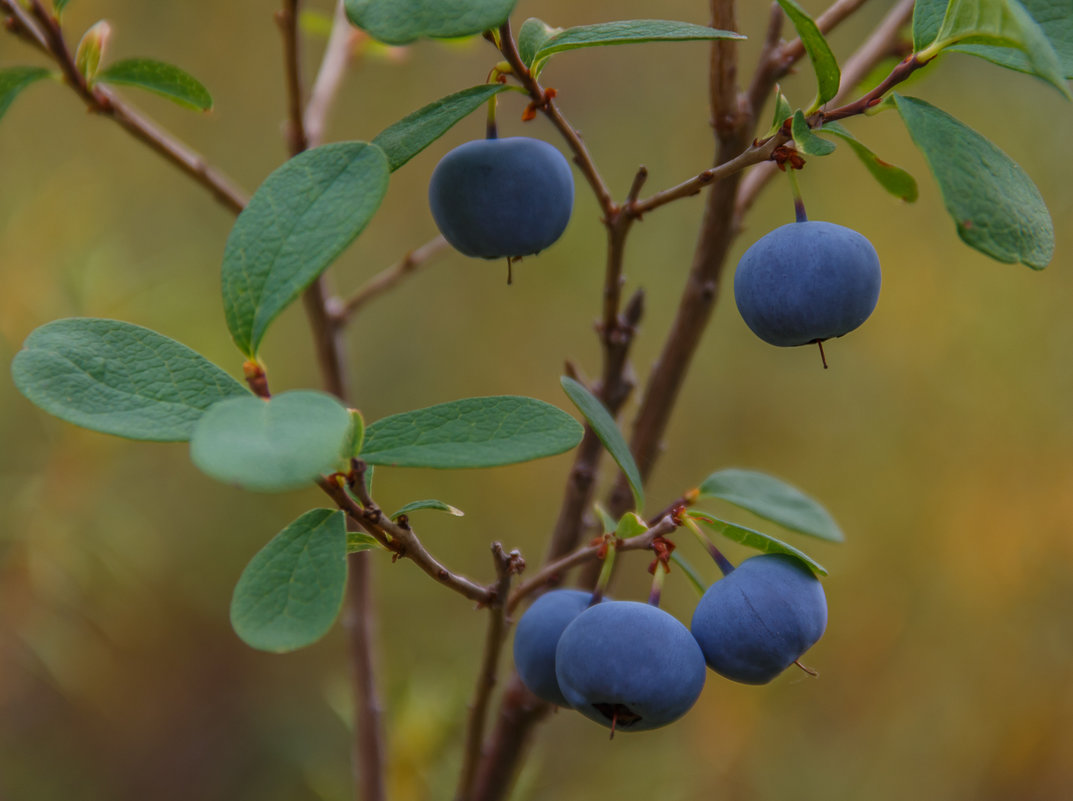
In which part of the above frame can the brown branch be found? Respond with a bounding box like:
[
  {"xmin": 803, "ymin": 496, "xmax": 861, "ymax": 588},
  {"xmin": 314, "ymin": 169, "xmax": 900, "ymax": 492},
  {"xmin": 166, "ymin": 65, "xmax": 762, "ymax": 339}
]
[
  {"xmin": 304, "ymin": 0, "xmax": 361, "ymax": 148},
  {"xmin": 276, "ymin": 0, "xmax": 310, "ymax": 154},
  {"xmin": 455, "ymin": 544, "xmax": 524, "ymax": 801},
  {"xmin": 336, "ymin": 235, "xmax": 449, "ymax": 321}
]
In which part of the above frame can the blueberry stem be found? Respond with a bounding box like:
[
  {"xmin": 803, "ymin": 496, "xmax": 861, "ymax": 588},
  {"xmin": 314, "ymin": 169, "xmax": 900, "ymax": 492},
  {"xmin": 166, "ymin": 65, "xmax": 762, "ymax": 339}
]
[
  {"xmin": 684, "ymin": 515, "xmax": 735, "ymax": 577},
  {"xmin": 590, "ymin": 536, "xmax": 618, "ymax": 603},
  {"xmin": 647, "ymin": 560, "xmax": 668, "ymax": 607},
  {"xmin": 787, "ymin": 166, "xmax": 807, "ymax": 222}
]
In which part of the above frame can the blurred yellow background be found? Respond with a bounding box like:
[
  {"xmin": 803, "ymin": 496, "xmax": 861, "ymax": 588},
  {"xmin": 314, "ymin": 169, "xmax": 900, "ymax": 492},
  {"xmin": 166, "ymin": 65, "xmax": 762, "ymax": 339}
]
[{"xmin": 3, "ymin": 1, "xmax": 1072, "ymax": 799}]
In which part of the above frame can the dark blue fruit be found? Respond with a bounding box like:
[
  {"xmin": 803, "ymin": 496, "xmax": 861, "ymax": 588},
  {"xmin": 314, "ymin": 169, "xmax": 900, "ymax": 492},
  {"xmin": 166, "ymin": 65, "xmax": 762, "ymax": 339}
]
[
  {"xmin": 428, "ymin": 137, "xmax": 574, "ymax": 260},
  {"xmin": 513, "ymin": 589, "xmax": 601, "ymax": 707},
  {"xmin": 734, "ymin": 221, "xmax": 881, "ymax": 347},
  {"xmin": 555, "ymin": 601, "xmax": 706, "ymax": 732},
  {"xmin": 690, "ymin": 553, "xmax": 827, "ymax": 685}
]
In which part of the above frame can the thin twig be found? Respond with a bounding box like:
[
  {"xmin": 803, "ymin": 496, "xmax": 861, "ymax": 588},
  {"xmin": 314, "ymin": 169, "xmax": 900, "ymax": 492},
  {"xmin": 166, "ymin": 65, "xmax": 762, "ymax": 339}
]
[
  {"xmin": 305, "ymin": 0, "xmax": 360, "ymax": 148},
  {"xmin": 337, "ymin": 235, "xmax": 449, "ymax": 321},
  {"xmin": 276, "ymin": 0, "xmax": 310, "ymax": 154}
]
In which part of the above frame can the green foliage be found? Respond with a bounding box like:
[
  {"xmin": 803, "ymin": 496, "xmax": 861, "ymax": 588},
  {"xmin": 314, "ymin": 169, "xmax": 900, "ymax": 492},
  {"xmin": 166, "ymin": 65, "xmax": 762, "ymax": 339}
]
[
  {"xmin": 230, "ymin": 509, "xmax": 348, "ymax": 652},
  {"xmin": 190, "ymin": 390, "xmax": 354, "ymax": 492},
  {"xmin": 346, "ymin": 408, "xmax": 366, "ymax": 458},
  {"xmin": 372, "ymin": 84, "xmax": 514, "ymax": 171},
  {"xmin": 669, "ymin": 551, "xmax": 707, "ymax": 596},
  {"xmin": 347, "ymin": 530, "xmax": 382, "ymax": 553},
  {"xmin": 775, "ymin": 0, "xmax": 840, "ymax": 109},
  {"xmin": 517, "ymin": 18, "xmax": 561, "ymax": 68},
  {"xmin": 560, "ymin": 377, "xmax": 644, "ymax": 512},
  {"xmin": 11, "ymin": 318, "xmax": 248, "ymax": 442},
  {"xmin": 698, "ymin": 468, "xmax": 843, "ymax": 542},
  {"xmin": 915, "ymin": 0, "xmax": 1071, "ymax": 97},
  {"xmin": 949, "ymin": 0, "xmax": 1073, "ymax": 78},
  {"xmin": 360, "ymin": 396, "xmax": 583, "ymax": 468},
  {"xmin": 74, "ymin": 21, "xmax": 109, "ymax": 83},
  {"xmin": 521, "ymin": 19, "xmax": 744, "ymax": 77},
  {"xmin": 767, "ymin": 85, "xmax": 793, "ymax": 136},
  {"xmin": 615, "ymin": 511, "xmax": 648, "ymax": 539},
  {"xmin": 390, "ymin": 499, "xmax": 465, "ymax": 519},
  {"xmin": 95, "ymin": 58, "xmax": 214, "ymax": 110},
  {"xmin": 894, "ymin": 94, "xmax": 1054, "ymax": 268},
  {"xmin": 344, "ymin": 0, "xmax": 517, "ymax": 44},
  {"xmin": 819, "ymin": 121, "xmax": 919, "ymax": 202},
  {"xmin": 689, "ymin": 511, "xmax": 827, "ymax": 576},
  {"xmin": 791, "ymin": 110, "xmax": 836, "ymax": 156},
  {"xmin": 0, "ymin": 67, "xmax": 52, "ymax": 122},
  {"xmin": 221, "ymin": 142, "xmax": 389, "ymax": 356}
]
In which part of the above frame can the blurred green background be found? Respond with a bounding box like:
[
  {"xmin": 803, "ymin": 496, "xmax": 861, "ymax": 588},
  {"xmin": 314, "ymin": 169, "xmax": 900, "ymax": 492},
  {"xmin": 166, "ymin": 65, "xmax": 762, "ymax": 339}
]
[{"xmin": 3, "ymin": 1, "xmax": 1072, "ymax": 799}]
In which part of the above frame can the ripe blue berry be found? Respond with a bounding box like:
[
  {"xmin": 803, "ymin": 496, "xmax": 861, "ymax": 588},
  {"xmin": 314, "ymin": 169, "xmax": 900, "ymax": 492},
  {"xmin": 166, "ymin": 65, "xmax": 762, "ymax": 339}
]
[
  {"xmin": 734, "ymin": 220, "xmax": 881, "ymax": 347},
  {"xmin": 555, "ymin": 601, "xmax": 706, "ymax": 732},
  {"xmin": 513, "ymin": 589, "xmax": 601, "ymax": 707},
  {"xmin": 690, "ymin": 554, "xmax": 827, "ymax": 685},
  {"xmin": 428, "ymin": 137, "xmax": 574, "ymax": 260}
]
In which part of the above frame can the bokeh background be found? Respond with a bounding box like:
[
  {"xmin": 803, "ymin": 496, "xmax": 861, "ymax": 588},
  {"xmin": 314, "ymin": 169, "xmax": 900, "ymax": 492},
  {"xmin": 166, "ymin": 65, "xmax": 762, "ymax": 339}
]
[{"xmin": 2, "ymin": 1, "xmax": 1072, "ymax": 799}]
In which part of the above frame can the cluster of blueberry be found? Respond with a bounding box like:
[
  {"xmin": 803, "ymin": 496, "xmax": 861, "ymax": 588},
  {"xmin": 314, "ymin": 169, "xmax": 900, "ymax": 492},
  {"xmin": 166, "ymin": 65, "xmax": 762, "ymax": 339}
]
[
  {"xmin": 512, "ymin": 554, "xmax": 828, "ymax": 734},
  {"xmin": 429, "ymin": 136, "xmax": 881, "ymax": 355}
]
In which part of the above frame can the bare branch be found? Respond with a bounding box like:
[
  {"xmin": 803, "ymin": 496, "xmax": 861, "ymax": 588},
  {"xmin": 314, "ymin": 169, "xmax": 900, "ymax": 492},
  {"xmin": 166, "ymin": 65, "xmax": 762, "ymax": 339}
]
[
  {"xmin": 305, "ymin": 0, "xmax": 360, "ymax": 148},
  {"xmin": 337, "ymin": 235, "xmax": 449, "ymax": 321},
  {"xmin": 276, "ymin": 0, "xmax": 310, "ymax": 155}
]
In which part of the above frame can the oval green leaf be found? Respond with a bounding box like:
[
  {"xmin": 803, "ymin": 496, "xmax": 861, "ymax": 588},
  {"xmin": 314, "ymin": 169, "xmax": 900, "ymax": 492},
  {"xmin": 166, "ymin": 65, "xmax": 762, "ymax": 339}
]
[
  {"xmin": 230, "ymin": 509, "xmax": 347, "ymax": 652},
  {"xmin": 698, "ymin": 468, "xmax": 843, "ymax": 542},
  {"xmin": 390, "ymin": 499, "xmax": 465, "ymax": 519},
  {"xmin": 775, "ymin": 0, "xmax": 840, "ymax": 108},
  {"xmin": 361, "ymin": 395, "xmax": 583, "ymax": 469},
  {"xmin": 344, "ymin": 0, "xmax": 517, "ymax": 44},
  {"xmin": 11, "ymin": 318, "xmax": 249, "ymax": 441},
  {"xmin": 95, "ymin": 58, "xmax": 213, "ymax": 110},
  {"xmin": 893, "ymin": 94, "xmax": 1054, "ymax": 268},
  {"xmin": 689, "ymin": 511, "xmax": 827, "ymax": 576},
  {"xmin": 518, "ymin": 18, "xmax": 562, "ymax": 68},
  {"xmin": 791, "ymin": 109, "xmax": 836, "ymax": 156},
  {"xmin": 190, "ymin": 390, "xmax": 353, "ymax": 491},
  {"xmin": 0, "ymin": 67, "xmax": 53, "ymax": 122},
  {"xmin": 561, "ymin": 376, "xmax": 644, "ymax": 511},
  {"xmin": 221, "ymin": 142, "xmax": 389, "ymax": 356},
  {"xmin": 820, "ymin": 120, "xmax": 918, "ymax": 202},
  {"xmin": 530, "ymin": 19, "xmax": 744, "ymax": 75},
  {"xmin": 372, "ymin": 84, "xmax": 513, "ymax": 172}
]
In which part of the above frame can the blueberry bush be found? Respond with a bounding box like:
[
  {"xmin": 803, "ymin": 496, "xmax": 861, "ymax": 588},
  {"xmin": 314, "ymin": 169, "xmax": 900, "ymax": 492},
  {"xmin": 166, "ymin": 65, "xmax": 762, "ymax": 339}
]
[{"xmin": 2, "ymin": 0, "xmax": 1069, "ymax": 798}]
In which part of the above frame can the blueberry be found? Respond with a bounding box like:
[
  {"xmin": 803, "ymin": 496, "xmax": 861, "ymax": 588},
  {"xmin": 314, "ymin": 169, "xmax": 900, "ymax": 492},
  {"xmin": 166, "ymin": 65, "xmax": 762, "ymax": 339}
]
[
  {"xmin": 428, "ymin": 137, "xmax": 574, "ymax": 260},
  {"xmin": 513, "ymin": 589, "xmax": 601, "ymax": 707},
  {"xmin": 555, "ymin": 601, "xmax": 706, "ymax": 732},
  {"xmin": 690, "ymin": 554, "xmax": 827, "ymax": 685},
  {"xmin": 733, "ymin": 220, "xmax": 881, "ymax": 347}
]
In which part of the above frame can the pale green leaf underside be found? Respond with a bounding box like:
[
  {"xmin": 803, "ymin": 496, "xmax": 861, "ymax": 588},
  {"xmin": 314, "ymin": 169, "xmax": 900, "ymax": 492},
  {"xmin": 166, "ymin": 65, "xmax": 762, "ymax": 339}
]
[
  {"xmin": 190, "ymin": 390, "xmax": 353, "ymax": 491},
  {"xmin": 361, "ymin": 396, "xmax": 583, "ymax": 469},
  {"xmin": 230, "ymin": 509, "xmax": 347, "ymax": 652},
  {"xmin": 690, "ymin": 511, "xmax": 827, "ymax": 576},
  {"xmin": 529, "ymin": 19, "xmax": 744, "ymax": 73},
  {"xmin": 11, "ymin": 318, "xmax": 248, "ymax": 442},
  {"xmin": 0, "ymin": 67, "xmax": 52, "ymax": 122},
  {"xmin": 518, "ymin": 18, "xmax": 562, "ymax": 67},
  {"xmin": 95, "ymin": 58, "xmax": 213, "ymax": 110},
  {"xmin": 820, "ymin": 120, "xmax": 918, "ymax": 202},
  {"xmin": 698, "ymin": 468, "xmax": 843, "ymax": 542},
  {"xmin": 775, "ymin": 0, "xmax": 841, "ymax": 106},
  {"xmin": 347, "ymin": 530, "xmax": 382, "ymax": 553},
  {"xmin": 915, "ymin": 0, "xmax": 1071, "ymax": 96},
  {"xmin": 390, "ymin": 498, "xmax": 465, "ymax": 519},
  {"xmin": 344, "ymin": 0, "xmax": 517, "ymax": 44},
  {"xmin": 373, "ymin": 84, "xmax": 512, "ymax": 171},
  {"xmin": 893, "ymin": 94, "xmax": 1053, "ymax": 268},
  {"xmin": 767, "ymin": 86, "xmax": 793, "ymax": 136},
  {"xmin": 560, "ymin": 377, "xmax": 644, "ymax": 511},
  {"xmin": 221, "ymin": 142, "xmax": 389, "ymax": 356},
  {"xmin": 791, "ymin": 110, "xmax": 836, "ymax": 156}
]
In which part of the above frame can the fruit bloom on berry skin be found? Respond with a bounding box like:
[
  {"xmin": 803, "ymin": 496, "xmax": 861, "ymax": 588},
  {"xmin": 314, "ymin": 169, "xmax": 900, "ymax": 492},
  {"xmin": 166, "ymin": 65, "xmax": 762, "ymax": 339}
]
[
  {"xmin": 555, "ymin": 600, "xmax": 706, "ymax": 732},
  {"xmin": 428, "ymin": 137, "xmax": 575, "ymax": 260},
  {"xmin": 690, "ymin": 553, "xmax": 827, "ymax": 684},
  {"xmin": 513, "ymin": 589, "xmax": 602, "ymax": 707}
]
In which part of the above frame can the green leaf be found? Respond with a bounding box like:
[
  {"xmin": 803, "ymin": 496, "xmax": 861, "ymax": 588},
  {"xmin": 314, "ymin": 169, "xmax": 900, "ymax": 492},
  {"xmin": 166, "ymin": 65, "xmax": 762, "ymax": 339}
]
[
  {"xmin": 669, "ymin": 551, "xmax": 707, "ymax": 597},
  {"xmin": 916, "ymin": 0, "xmax": 1071, "ymax": 98},
  {"xmin": 689, "ymin": 511, "xmax": 827, "ymax": 576},
  {"xmin": 698, "ymin": 468, "xmax": 843, "ymax": 542},
  {"xmin": 190, "ymin": 390, "xmax": 353, "ymax": 492},
  {"xmin": 346, "ymin": 408, "xmax": 366, "ymax": 459},
  {"xmin": 593, "ymin": 502, "xmax": 617, "ymax": 534},
  {"xmin": 529, "ymin": 19, "xmax": 744, "ymax": 75},
  {"xmin": 53, "ymin": 0, "xmax": 73, "ymax": 13},
  {"xmin": 75, "ymin": 21, "xmax": 110, "ymax": 83},
  {"xmin": 775, "ymin": 0, "xmax": 841, "ymax": 107},
  {"xmin": 893, "ymin": 94, "xmax": 1053, "ymax": 268},
  {"xmin": 560, "ymin": 377, "xmax": 644, "ymax": 512},
  {"xmin": 95, "ymin": 58, "xmax": 213, "ymax": 110},
  {"xmin": 791, "ymin": 109, "xmax": 836, "ymax": 156},
  {"xmin": 11, "ymin": 318, "xmax": 248, "ymax": 442},
  {"xmin": 344, "ymin": 0, "xmax": 517, "ymax": 45},
  {"xmin": 912, "ymin": 0, "xmax": 949, "ymax": 50},
  {"xmin": 390, "ymin": 499, "xmax": 465, "ymax": 519},
  {"xmin": 767, "ymin": 85, "xmax": 793, "ymax": 136},
  {"xmin": 615, "ymin": 511, "xmax": 648, "ymax": 539},
  {"xmin": 221, "ymin": 142, "xmax": 389, "ymax": 356},
  {"xmin": 361, "ymin": 396, "xmax": 583, "ymax": 469},
  {"xmin": 819, "ymin": 120, "xmax": 918, "ymax": 202},
  {"xmin": 0, "ymin": 67, "xmax": 52, "ymax": 123},
  {"xmin": 372, "ymin": 84, "xmax": 512, "ymax": 171},
  {"xmin": 517, "ymin": 18, "xmax": 562, "ymax": 68},
  {"xmin": 230, "ymin": 509, "xmax": 347, "ymax": 652},
  {"xmin": 347, "ymin": 530, "xmax": 382, "ymax": 553}
]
